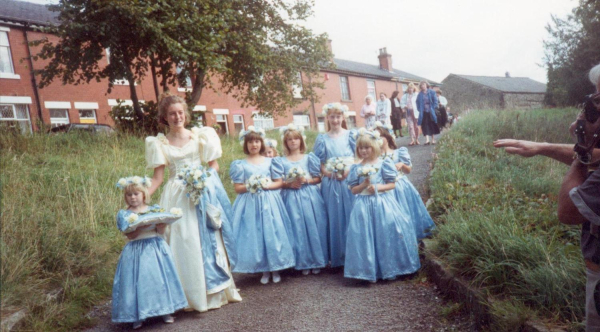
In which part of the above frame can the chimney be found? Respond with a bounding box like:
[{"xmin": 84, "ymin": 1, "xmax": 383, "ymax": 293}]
[
  {"xmin": 378, "ymin": 47, "xmax": 392, "ymax": 72},
  {"xmin": 505, "ymin": 71, "xmax": 511, "ymax": 78},
  {"xmin": 324, "ymin": 39, "xmax": 334, "ymax": 63}
]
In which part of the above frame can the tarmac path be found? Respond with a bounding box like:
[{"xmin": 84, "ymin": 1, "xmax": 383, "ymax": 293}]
[{"xmin": 86, "ymin": 132, "xmax": 477, "ymax": 332}]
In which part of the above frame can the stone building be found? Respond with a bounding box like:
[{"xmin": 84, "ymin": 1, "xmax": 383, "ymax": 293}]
[{"xmin": 440, "ymin": 73, "xmax": 546, "ymax": 112}]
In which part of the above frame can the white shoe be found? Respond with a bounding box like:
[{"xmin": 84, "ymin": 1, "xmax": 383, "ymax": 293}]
[
  {"xmin": 162, "ymin": 314, "xmax": 175, "ymax": 324},
  {"xmin": 312, "ymin": 269, "xmax": 321, "ymax": 274},
  {"xmin": 272, "ymin": 271, "xmax": 281, "ymax": 283},
  {"xmin": 302, "ymin": 270, "xmax": 310, "ymax": 275},
  {"xmin": 260, "ymin": 272, "xmax": 270, "ymax": 284},
  {"xmin": 133, "ymin": 321, "xmax": 143, "ymax": 329}
]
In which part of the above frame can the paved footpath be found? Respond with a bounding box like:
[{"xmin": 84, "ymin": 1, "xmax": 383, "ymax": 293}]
[{"xmin": 87, "ymin": 133, "xmax": 477, "ymax": 332}]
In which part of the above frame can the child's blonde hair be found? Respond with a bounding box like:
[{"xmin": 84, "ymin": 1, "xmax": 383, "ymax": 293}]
[
  {"xmin": 123, "ymin": 183, "xmax": 151, "ymax": 205},
  {"xmin": 355, "ymin": 134, "xmax": 381, "ymax": 159},
  {"xmin": 325, "ymin": 108, "xmax": 348, "ymax": 131},
  {"xmin": 282, "ymin": 130, "xmax": 306, "ymax": 156}
]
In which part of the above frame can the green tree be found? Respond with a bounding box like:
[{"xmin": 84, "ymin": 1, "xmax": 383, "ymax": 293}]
[
  {"xmin": 543, "ymin": 0, "xmax": 600, "ymax": 106},
  {"xmin": 32, "ymin": 0, "xmax": 331, "ymax": 125}
]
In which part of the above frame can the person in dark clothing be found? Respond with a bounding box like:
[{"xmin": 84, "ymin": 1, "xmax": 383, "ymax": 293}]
[{"xmin": 390, "ymin": 90, "xmax": 404, "ymax": 137}]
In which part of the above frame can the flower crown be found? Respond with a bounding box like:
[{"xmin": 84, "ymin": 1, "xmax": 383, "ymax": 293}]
[
  {"xmin": 356, "ymin": 127, "xmax": 384, "ymax": 147},
  {"xmin": 322, "ymin": 102, "xmax": 349, "ymax": 117},
  {"xmin": 264, "ymin": 138, "xmax": 278, "ymax": 149},
  {"xmin": 116, "ymin": 176, "xmax": 152, "ymax": 190},
  {"xmin": 372, "ymin": 121, "xmax": 395, "ymax": 138},
  {"xmin": 279, "ymin": 123, "xmax": 307, "ymax": 141},
  {"xmin": 239, "ymin": 125, "xmax": 266, "ymax": 146}
]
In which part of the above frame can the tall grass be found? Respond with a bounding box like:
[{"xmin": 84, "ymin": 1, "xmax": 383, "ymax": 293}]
[
  {"xmin": 0, "ymin": 127, "xmax": 318, "ymax": 330},
  {"xmin": 429, "ymin": 108, "xmax": 585, "ymax": 330}
]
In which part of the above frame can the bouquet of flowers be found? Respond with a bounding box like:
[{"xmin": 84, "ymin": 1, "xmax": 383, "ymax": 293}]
[
  {"xmin": 123, "ymin": 206, "xmax": 182, "ymax": 233},
  {"xmin": 357, "ymin": 165, "xmax": 379, "ymax": 179},
  {"xmin": 285, "ymin": 167, "xmax": 307, "ymax": 182},
  {"xmin": 246, "ymin": 174, "xmax": 272, "ymax": 194},
  {"xmin": 325, "ymin": 157, "xmax": 351, "ymax": 179},
  {"xmin": 176, "ymin": 165, "xmax": 211, "ymax": 205}
]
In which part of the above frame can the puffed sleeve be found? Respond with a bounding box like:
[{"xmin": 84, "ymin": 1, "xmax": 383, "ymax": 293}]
[
  {"xmin": 313, "ymin": 134, "xmax": 327, "ymax": 164},
  {"xmin": 381, "ymin": 158, "xmax": 398, "ymax": 184},
  {"xmin": 116, "ymin": 210, "xmax": 129, "ymax": 233},
  {"xmin": 348, "ymin": 129, "xmax": 358, "ymax": 153},
  {"xmin": 145, "ymin": 136, "xmax": 167, "ymax": 169},
  {"xmin": 346, "ymin": 164, "xmax": 360, "ymax": 188},
  {"xmin": 395, "ymin": 147, "xmax": 412, "ymax": 166},
  {"xmin": 307, "ymin": 152, "xmax": 322, "ymax": 177},
  {"xmin": 270, "ymin": 157, "xmax": 285, "ymax": 180},
  {"xmin": 192, "ymin": 126, "xmax": 223, "ymax": 162},
  {"xmin": 229, "ymin": 160, "xmax": 245, "ymax": 184}
]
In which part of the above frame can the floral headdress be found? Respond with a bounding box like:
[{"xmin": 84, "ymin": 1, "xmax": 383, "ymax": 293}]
[
  {"xmin": 372, "ymin": 121, "xmax": 395, "ymax": 138},
  {"xmin": 116, "ymin": 176, "xmax": 152, "ymax": 190},
  {"xmin": 279, "ymin": 123, "xmax": 307, "ymax": 141},
  {"xmin": 264, "ymin": 138, "xmax": 278, "ymax": 149},
  {"xmin": 322, "ymin": 102, "xmax": 349, "ymax": 117},
  {"xmin": 356, "ymin": 127, "xmax": 384, "ymax": 147},
  {"xmin": 238, "ymin": 125, "xmax": 266, "ymax": 146}
]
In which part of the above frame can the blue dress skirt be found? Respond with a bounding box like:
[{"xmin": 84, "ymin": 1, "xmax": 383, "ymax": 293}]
[
  {"xmin": 229, "ymin": 158, "xmax": 296, "ymax": 273},
  {"xmin": 385, "ymin": 148, "xmax": 436, "ymax": 239},
  {"xmin": 313, "ymin": 130, "xmax": 356, "ymax": 267},
  {"xmin": 274, "ymin": 153, "xmax": 327, "ymax": 270},
  {"xmin": 344, "ymin": 159, "xmax": 421, "ymax": 281},
  {"xmin": 112, "ymin": 209, "xmax": 188, "ymax": 323}
]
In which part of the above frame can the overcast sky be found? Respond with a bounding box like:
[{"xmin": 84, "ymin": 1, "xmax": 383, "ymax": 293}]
[{"xmin": 23, "ymin": 0, "xmax": 576, "ymax": 83}]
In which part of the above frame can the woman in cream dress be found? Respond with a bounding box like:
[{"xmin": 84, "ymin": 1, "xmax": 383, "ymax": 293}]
[{"xmin": 146, "ymin": 95, "xmax": 241, "ymax": 312}]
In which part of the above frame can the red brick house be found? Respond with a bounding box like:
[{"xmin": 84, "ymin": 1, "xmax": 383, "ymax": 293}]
[{"xmin": 0, "ymin": 0, "xmax": 439, "ymax": 134}]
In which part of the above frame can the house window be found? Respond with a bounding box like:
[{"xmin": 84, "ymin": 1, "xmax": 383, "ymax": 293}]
[
  {"xmin": 233, "ymin": 114, "xmax": 245, "ymax": 133},
  {"xmin": 105, "ymin": 47, "xmax": 111, "ymax": 65},
  {"xmin": 317, "ymin": 116, "xmax": 325, "ymax": 132},
  {"xmin": 0, "ymin": 29, "xmax": 19, "ymax": 79},
  {"xmin": 339, "ymin": 76, "xmax": 350, "ymax": 101},
  {"xmin": 367, "ymin": 80, "xmax": 376, "ymax": 100},
  {"xmin": 0, "ymin": 104, "xmax": 32, "ymax": 133},
  {"xmin": 347, "ymin": 111, "xmax": 357, "ymax": 129},
  {"xmin": 216, "ymin": 114, "xmax": 228, "ymax": 134},
  {"xmin": 292, "ymin": 72, "xmax": 303, "ymax": 99},
  {"xmin": 293, "ymin": 114, "xmax": 310, "ymax": 127},
  {"xmin": 252, "ymin": 112, "xmax": 274, "ymax": 130},
  {"xmin": 79, "ymin": 109, "xmax": 97, "ymax": 124},
  {"xmin": 49, "ymin": 109, "xmax": 70, "ymax": 128},
  {"xmin": 176, "ymin": 64, "xmax": 193, "ymax": 91}
]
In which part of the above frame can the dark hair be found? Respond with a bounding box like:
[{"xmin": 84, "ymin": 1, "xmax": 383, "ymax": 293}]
[
  {"xmin": 243, "ymin": 132, "xmax": 266, "ymax": 155},
  {"xmin": 375, "ymin": 127, "xmax": 397, "ymax": 149},
  {"xmin": 390, "ymin": 90, "xmax": 400, "ymax": 100}
]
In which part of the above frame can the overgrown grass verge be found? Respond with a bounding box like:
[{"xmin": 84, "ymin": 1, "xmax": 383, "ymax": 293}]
[{"xmin": 429, "ymin": 108, "xmax": 585, "ymax": 330}]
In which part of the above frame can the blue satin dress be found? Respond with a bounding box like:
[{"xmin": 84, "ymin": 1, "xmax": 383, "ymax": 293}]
[
  {"xmin": 274, "ymin": 153, "xmax": 327, "ymax": 270},
  {"xmin": 229, "ymin": 158, "xmax": 296, "ymax": 273},
  {"xmin": 111, "ymin": 207, "xmax": 188, "ymax": 323},
  {"xmin": 313, "ymin": 130, "xmax": 356, "ymax": 267},
  {"xmin": 344, "ymin": 159, "xmax": 421, "ymax": 281},
  {"xmin": 385, "ymin": 148, "xmax": 436, "ymax": 239}
]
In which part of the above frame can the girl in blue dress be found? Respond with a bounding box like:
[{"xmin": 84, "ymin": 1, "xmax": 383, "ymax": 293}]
[
  {"xmin": 230, "ymin": 126, "xmax": 296, "ymax": 284},
  {"xmin": 313, "ymin": 102, "xmax": 356, "ymax": 267},
  {"xmin": 344, "ymin": 129, "xmax": 421, "ymax": 282},
  {"xmin": 373, "ymin": 123, "xmax": 436, "ymax": 240},
  {"xmin": 274, "ymin": 123, "xmax": 328, "ymax": 275},
  {"xmin": 112, "ymin": 177, "xmax": 188, "ymax": 329}
]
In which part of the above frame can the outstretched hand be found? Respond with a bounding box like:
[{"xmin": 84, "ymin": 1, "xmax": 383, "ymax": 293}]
[{"xmin": 493, "ymin": 139, "xmax": 543, "ymax": 158}]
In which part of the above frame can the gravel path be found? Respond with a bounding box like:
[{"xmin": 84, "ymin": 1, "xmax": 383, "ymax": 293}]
[{"xmin": 86, "ymin": 132, "xmax": 477, "ymax": 332}]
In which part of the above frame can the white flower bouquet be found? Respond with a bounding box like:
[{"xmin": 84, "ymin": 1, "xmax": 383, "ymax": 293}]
[
  {"xmin": 357, "ymin": 165, "xmax": 379, "ymax": 179},
  {"xmin": 285, "ymin": 167, "xmax": 307, "ymax": 182},
  {"xmin": 325, "ymin": 157, "xmax": 352, "ymax": 180},
  {"xmin": 176, "ymin": 165, "xmax": 211, "ymax": 205},
  {"xmin": 246, "ymin": 174, "xmax": 272, "ymax": 194}
]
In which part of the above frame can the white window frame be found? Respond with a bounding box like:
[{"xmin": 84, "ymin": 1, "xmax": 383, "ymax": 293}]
[
  {"xmin": 252, "ymin": 111, "xmax": 274, "ymax": 130},
  {"xmin": 293, "ymin": 114, "xmax": 310, "ymax": 127},
  {"xmin": 78, "ymin": 109, "xmax": 97, "ymax": 124},
  {"xmin": 366, "ymin": 80, "xmax": 376, "ymax": 100},
  {"xmin": 339, "ymin": 76, "xmax": 350, "ymax": 101},
  {"xmin": 49, "ymin": 109, "xmax": 70, "ymax": 128},
  {"xmin": 233, "ymin": 114, "xmax": 245, "ymax": 132},
  {"xmin": 0, "ymin": 28, "xmax": 20, "ymax": 79},
  {"xmin": 176, "ymin": 64, "xmax": 193, "ymax": 92},
  {"xmin": 317, "ymin": 116, "xmax": 325, "ymax": 132},
  {"xmin": 0, "ymin": 103, "xmax": 32, "ymax": 133},
  {"xmin": 292, "ymin": 72, "xmax": 303, "ymax": 99},
  {"xmin": 215, "ymin": 114, "xmax": 229, "ymax": 134}
]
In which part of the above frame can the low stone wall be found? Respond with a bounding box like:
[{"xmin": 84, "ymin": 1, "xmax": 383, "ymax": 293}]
[{"xmin": 503, "ymin": 92, "xmax": 545, "ymax": 109}]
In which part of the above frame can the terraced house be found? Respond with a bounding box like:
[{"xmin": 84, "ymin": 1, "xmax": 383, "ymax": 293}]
[{"xmin": 0, "ymin": 0, "xmax": 438, "ymax": 134}]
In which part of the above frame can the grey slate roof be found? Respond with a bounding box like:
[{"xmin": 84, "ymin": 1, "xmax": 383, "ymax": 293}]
[
  {"xmin": 450, "ymin": 74, "xmax": 546, "ymax": 94},
  {"xmin": 332, "ymin": 58, "xmax": 440, "ymax": 86},
  {"xmin": 0, "ymin": 0, "xmax": 59, "ymax": 26}
]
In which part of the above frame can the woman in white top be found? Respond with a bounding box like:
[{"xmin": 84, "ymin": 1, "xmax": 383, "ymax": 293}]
[
  {"xmin": 376, "ymin": 92, "xmax": 392, "ymax": 126},
  {"xmin": 400, "ymin": 83, "xmax": 420, "ymax": 145},
  {"xmin": 360, "ymin": 95, "xmax": 377, "ymax": 129}
]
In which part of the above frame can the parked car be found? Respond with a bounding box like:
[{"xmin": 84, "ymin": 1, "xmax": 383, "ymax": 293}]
[{"xmin": 49, "ymin": 124, "xmax": 115, "ymax": 135}]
